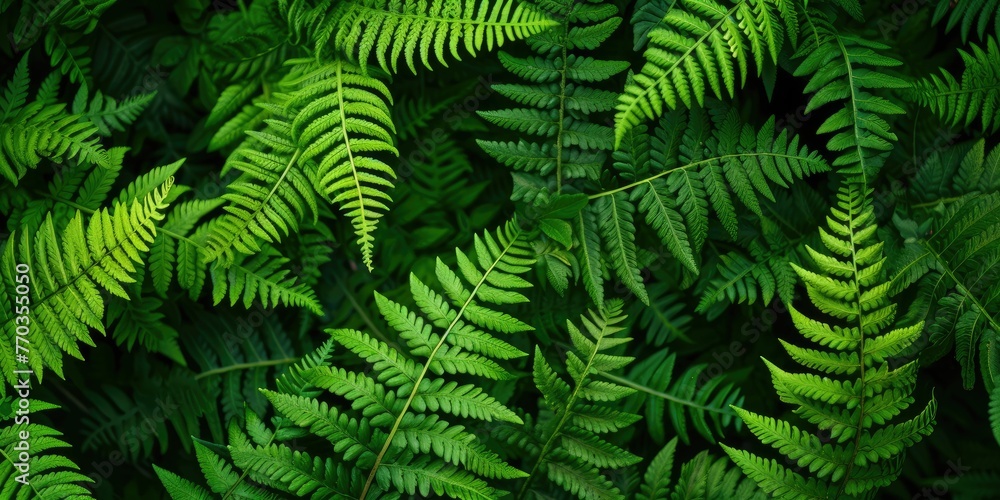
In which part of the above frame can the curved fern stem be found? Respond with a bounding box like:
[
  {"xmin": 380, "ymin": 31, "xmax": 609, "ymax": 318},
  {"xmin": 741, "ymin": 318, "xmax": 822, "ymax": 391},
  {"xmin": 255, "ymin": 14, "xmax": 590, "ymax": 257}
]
[
  {"xmin": 359, "ymin": 224, "xmax": 525, "ymax": 499},
  {"xmin": 599, "ymin": 371, "xmax": 733, "ymax": 415},
  {"xmin": 911, "ymin": 196, "xmax": 967, "ymax": 209},
  {"xmin": 917, "ymin": 243, "xmax": 1000, "ymax": 334},
  {"xmin": 589, "ymin": 153, "xmax": 821, "ymax": 200},
  {"xmin": 193, "ymin": 358, "xmax": 299, "ymax": 380}
]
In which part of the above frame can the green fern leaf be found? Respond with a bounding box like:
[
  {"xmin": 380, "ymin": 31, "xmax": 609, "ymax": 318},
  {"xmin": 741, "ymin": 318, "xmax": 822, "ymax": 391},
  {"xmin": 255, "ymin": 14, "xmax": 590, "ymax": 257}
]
[
  {"xmin": 161, "ymin": 220, "xmax": 535, "ymax": 499},
  {"xmin": 0, "ymin": 55, "xmax": 119, "ymax": 186},
  {"xmin": 590, "ymin": 105, "xmax": 827, "ymax": 301},
  {"xmin": 205, "ymin": 59, "xmax": 397, "ymax": 272},
  {"xmin": 793, "ymin": 13, "xmax": 909, "ymax": 181},
  {"xmin": 909, "ymin": 36, "xmax": 1000, "ymax": 133},
  {"xmin": 614, "ymin": 0, "xmax": 791, "ymax": 146},
  {"xmin": 932, "ymin": 0, "xmax": 1000, "ymax": 42},
  {"xmin": 516, "ymin": 300, "xmax": 642, "ymax": 500},
  {"xmin": 723, "ymin": 182, "xmax": 936, "ymax": 498},
  {"xmin": 0, "ymin": 399, "xmax": 95, "ymax": 499},
  {"xmin": 622, "ymin": 347, "xmax": 744, "ymax": 444},
  {"xmin": 0, "ymin": 178, "xmax": 174, "ymax": 384},
  {"xmin": 75, "ymin": 89, "xmax": 156, "ymax": 136}
]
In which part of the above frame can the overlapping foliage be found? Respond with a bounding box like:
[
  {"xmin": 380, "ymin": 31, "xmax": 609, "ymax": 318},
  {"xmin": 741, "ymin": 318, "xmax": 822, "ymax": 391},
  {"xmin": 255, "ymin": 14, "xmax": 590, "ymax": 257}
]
[{"xmin": 1, "ymin": 0, "xmax": 999, "ymax": 498}]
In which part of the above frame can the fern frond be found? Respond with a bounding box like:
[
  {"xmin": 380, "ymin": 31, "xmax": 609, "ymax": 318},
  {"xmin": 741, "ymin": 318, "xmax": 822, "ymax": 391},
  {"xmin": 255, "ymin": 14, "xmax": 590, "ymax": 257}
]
[
  {"xmin": 44, "ymin": 30, "xmax": 91, "ymax": 85},
  {"xmin": 75, "ymin": 89, "xmax": 157, "ymax": 136},
  {"xmin": 106, "ymin": 293, "xmax": 185, "ymax": 366},
  {"xmin": 696, "ymin": 189, "xmax": 826, "ymax": 313},
  {"xmin": 155, "ymin": 351, "xmax": 340, "ymax": 499},
  {"xmin": 162, "ymin": 219, "xmax": 535, "ymax": 499},
  {"xmin": 635, "ymin": 281, "xmax": 693, "ymax": 347},
  {"xmin": 206, "ymin": 12, "xmax": 290, "ymax": 84},
  {"xmin": 43, "ymin": 0, "xmax": 115, "ymax": 33},
  {"xmin": 588, "ymin": 105, "xmax": 828, "ymax": 304},
  {"xmin": 793, "ymin": 12, "xmax": 909, "ymax": 181},
  {"xmin": 516, "ymin": 300, "xmax": 642, "ymax": 500},
  {"xmin": 0, "ymin": 178, "xmax": 174, "ymax": 385},
  {"xmin": 909, "ymin": 36, "xmax": 1000, "ymax": 133},
  {"xmin": 621, "ymin": 347, "xmax": 744, "ymax": 444},
  {"xmin": 280, "ymin": 0, "xmax": 557, "ymax": 74},
  {"xmin": 478, "ymin": 0, "xmax": 628, "ymax": 196},
  {"xmin": 889, "ymin": 189, "xmax": 1000, "ymax": 390},
  {"xmin": 723, "ymin": 182, "xmax": 936, "ymax": 498},
  {"xmin": 205, "ymin": 59, "xmax": 397, "ymax": 272},
  {"xmin": 202, "ymin": 104, "xmax": 317, "ymax": 265},
  {"xmin": 180, "ymin": 303, "xmax": 302, "ymax": 429},
  {"xmin": 287, "ymin": 59, "xmax": 398, "ymax": 271},
  {"xmin": 614, "ymin": 0, "xmax": 792, "ymax": 146},
  {"xmin": 148, "ymin": 198, "xmax": 224, "ymax": 298},
  {"xmin": 932, "ymin": 0, "xmax": 1000, "ymax": 42},
  {"xmin": 638, "ymin": 444, "xmax": 768, "ymax": 499},
  {"xmin": 209, "ymin": 247, "xmax": 323, "ymax": 316}
]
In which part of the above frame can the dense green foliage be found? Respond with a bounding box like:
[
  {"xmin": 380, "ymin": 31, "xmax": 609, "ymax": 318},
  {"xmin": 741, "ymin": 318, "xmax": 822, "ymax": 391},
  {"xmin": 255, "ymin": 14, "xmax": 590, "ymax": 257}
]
[{"xmin": 1, "ymin": 0, "xmax": 999, "ymax": 498}]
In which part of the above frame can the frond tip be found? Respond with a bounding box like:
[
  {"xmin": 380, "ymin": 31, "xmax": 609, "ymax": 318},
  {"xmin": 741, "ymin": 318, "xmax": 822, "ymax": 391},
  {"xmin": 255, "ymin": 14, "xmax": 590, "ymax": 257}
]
[{"xmin": 723, "ymin": 182, "xmax": 936, "ymax": 498}]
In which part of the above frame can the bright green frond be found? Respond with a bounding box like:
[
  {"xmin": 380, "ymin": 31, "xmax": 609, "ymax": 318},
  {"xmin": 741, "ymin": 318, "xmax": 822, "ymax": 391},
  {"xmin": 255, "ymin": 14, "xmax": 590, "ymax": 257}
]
[
  {"xmin": 724, "ymin": 181, "xmax": 936, "ymax": 498},
  {"xmin": 0, "ymin": 178, "xmax": 175, "ymax": 385}
]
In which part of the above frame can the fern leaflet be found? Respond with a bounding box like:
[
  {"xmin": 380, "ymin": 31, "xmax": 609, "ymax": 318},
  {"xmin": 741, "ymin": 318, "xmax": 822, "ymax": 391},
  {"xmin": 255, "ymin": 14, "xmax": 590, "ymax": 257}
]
[{"xmin": 513, "ymin": 299, "xmax": 642, "ymax": 499}]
